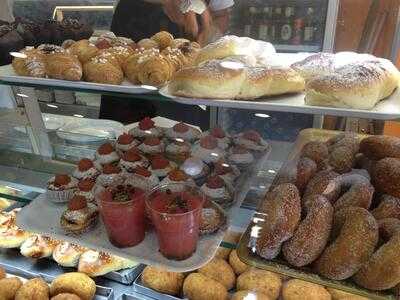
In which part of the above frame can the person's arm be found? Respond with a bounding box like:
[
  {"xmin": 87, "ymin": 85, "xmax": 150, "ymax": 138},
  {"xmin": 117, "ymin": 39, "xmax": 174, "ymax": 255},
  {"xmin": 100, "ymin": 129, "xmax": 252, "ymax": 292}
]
[{"xmin": 211, "ymin": 8, "xmax": 230, "ymax": 34}]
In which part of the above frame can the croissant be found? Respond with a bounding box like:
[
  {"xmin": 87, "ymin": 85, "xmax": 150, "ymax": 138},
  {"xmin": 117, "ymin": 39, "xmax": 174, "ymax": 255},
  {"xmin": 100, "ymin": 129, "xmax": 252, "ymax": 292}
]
[
  {"xmin": 137, "ymin": 38, "xmax": 159, "ymax": 50},
  {"xmin": 67, "ymin": 39, "xmax": 99, "ymax": 64},
  {"xmin": 45, "ymin": 52, "xmax": 83, "ymax": 81},
  {"xmin": 98, "ymin": 46, "xmax": 134, "ymax": 67},
  {"xmin": 123, "ymin": 48, "xmax": 159, "ymax": 84},
  {"xmin": 151, "ymin": 31, "xmax": 174, "ymax": 50},
  {"xmin": 12, "ymin": 47, "xmax": 46, "ymax": 77},
  {"xmin": 161, "ymin": 47, "xmax": 188, "ymax": 72},
  {"xmin": 137, "ymin": 55, "xmax": 174, "ymax": 87},
  {"xmin": 83, "ymin": 56, "xmax": 123, "ymax": 85}
]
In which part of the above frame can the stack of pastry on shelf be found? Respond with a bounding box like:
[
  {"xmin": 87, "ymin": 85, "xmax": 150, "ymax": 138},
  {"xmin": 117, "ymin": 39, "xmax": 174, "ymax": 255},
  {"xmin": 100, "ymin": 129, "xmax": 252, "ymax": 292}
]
[
  {"xmin": 11, "ymin": 30, "xmax": 200, "ymax": 87},
  {"xmin": 0, "ymin": 208, "xmax": 137, "ymax": 277},
  {"xmin": 252, "ymin": 132, "xmax": 400, "ymax": 293}
]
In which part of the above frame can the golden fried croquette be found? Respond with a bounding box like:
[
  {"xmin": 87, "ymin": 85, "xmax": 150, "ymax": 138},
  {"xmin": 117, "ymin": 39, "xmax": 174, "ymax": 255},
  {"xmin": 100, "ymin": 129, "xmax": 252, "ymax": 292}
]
[
  {"xmin": 51, "ymin": 293, "xmax": 81, "ymax": 300},
  {"xmin": 15, "ymin": 277, "xmax": 50, "ymax": 300},
  {"xmin": 215, "ymin": 232, "xmax": 242, "ymax": 260},
  {"xmin": 229, "ymin": 250, "xmax": 250, "ymax": 275},
  {"xmin": 142, "ymin": 266, "xmax": 184, "ymax": 296},
  {"xmin": 215, "ymin": 247, "xmax": 231, "ymax": 260},
  {"xmin": 282, "ymin": 279, "xmax": 331, "ymax": 300},
  {"xmin": 0, "ymin": 267, "xmax": 5, "ymax": 280},
  {"xmin": 326, "ymin": 288, "xmax": 370, "ymax": 300},
  {"xmin": 231, "ymin": 290, "xmax": 271, "ymax": 300},
  {"xmin": 0, "ymin": 277, "xmax": 23, "ymax": 300},
  {"xmin": 237, "ymin": 269, "xmax": 282, "ymax": 300},
  {"xmin": 50, "ymin": 273, "xmax": 95, "ymax": 300},
  {"xmin": 198, "ymin": 258, "xmax": 235, "ymax": 290},
  {"xmin": 183, "ymin": 273, "xmax": 228, "ymax": 300}
]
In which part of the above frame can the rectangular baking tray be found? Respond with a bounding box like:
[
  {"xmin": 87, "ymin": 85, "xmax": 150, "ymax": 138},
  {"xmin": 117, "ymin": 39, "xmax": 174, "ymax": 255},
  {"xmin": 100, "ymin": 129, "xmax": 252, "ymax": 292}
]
[
  {"xmin": 159, "ymin": 85, "xmax": 400, "ymax": 120},
  {"xmin": 0, "ymin": 253, "xmax": 114, "ymax": 300},
  {"xmin": 0, "ymin": 64, "xmax": 156, "ymax": 95},
  {"xmin": 237, "ymin": 128, "xmax": 397, "ymax": 300},
  {"xmin": 16, "ymin": 146, "xmax": 271, "ymax": 272}
]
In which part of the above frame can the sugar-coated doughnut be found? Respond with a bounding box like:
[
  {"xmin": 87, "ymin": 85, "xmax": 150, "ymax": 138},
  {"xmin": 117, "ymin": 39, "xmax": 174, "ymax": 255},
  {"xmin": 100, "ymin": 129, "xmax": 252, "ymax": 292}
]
[
  {"xmin": 283, "ymin": 195, "xmax": 333, "ymax": 267},
  {"xmin": 300, "ymin": 141, "xmax": 329, "ymax": 164},
  {"xmin": 256, "ymin": 183, "xmax": 301, "ymax": 259},
  {"xmin": 282, "ymin": 279, "xmax": 331, "ymax": 300},
  {"xmin": 328, "ymin": 146, "xmax": 355, "ymax": 174},
  {"xmin": 295, "ymin": 157, "xmax": 318, "ymax": 193},
  {"xmin": 372, "ymin": 157, "xmax": 400, "ymax": 198},
  {"xmin": 303, "ymin": 170, "xmax": 340, "ymax": 203},
  {"xmin": 333, "ymin": 173, "xmax": 375, "ymax": 211},
  {"xmin": 314, "ymin": 207, "xmax": 378, "ymax": 280},
  {"xmin": 360, "ymin": 135, "xmax": 400, "ymax": 161},
  {"xmin": 371, "ymin": 194, "xmax": 400, "ymax": 220},
  {"xmin": 354, "ymin": 221, "xmax": 400, "ymax": 290},
  {"xmin": 378, "ymin": 218, "xmax": 400, "ymax": 241}
]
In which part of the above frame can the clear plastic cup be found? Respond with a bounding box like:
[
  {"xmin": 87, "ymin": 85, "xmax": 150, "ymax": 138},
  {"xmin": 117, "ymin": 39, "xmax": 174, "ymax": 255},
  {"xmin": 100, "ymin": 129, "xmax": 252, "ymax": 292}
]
[
  {"xmin": 146, "ymin": 183, "xmax": 205, "ymax": 260},
  {"xmin": 98, "ymin": 186, "xmax": 146, "ymax": 248}
]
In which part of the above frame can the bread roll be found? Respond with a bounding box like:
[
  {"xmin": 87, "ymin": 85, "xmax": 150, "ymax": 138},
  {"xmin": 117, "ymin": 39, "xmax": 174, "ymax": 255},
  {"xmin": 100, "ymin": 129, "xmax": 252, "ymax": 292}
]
[
  {"xmin": 53, "ymin": 242, "xmax": 86, "ymax": 267},
  {"xmin": 50, "ymin": 273, "xmax": 95, "ymax": 300},
  {"xmin": 20, "ymin": 234, "xmax": 60, "ymax": 259},
  {"xmin": 305, "ymin": 60, "xmax": 400, "ymax": 109},
  {"xmin": 168, "ymin": 60, "xmax": 246, "ymax": 99},
  {"xmin": 236, "ymin": 66, "xmax": 305, "ymax": 99},
  {"xmin": 68, "ymin": 39, "xmax": 98, "ymax": 64}
]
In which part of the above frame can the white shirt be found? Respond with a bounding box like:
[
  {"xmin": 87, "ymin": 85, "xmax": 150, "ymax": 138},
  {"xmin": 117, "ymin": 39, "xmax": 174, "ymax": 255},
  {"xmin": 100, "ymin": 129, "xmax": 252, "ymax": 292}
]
[{"xmin": 209, "ymin": 0, "xmax": 234, "ymax": 11}]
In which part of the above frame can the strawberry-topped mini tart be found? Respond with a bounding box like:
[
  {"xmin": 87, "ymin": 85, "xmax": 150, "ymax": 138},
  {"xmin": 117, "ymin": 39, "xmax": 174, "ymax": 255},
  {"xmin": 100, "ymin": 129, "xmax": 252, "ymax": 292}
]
[
  {"xmin": 124, "ymin": 166, "xmax": 160, "ymax": 191},
  {"xmin": 75, "ymin": 178, "xmax": 96, "ymax": 204},
  {"xmin": 203, "ymin": 127, "xmax": 231, "ymax": 150},
  {"xmin": 234, "ymin": 130, "xmax": 269, "ymax": 152},
  {"xmin": 116, "ymin": 133, "xmax": 140, "ymax": 153},
  {"xmin": 192, "ymin": 135, "xmax": 225, "ymax": 164},
  {"xmin": 119, "ymin": 147, "xmax": 149, "ymax": 173},
  {"xmin": 200, "ymin": 175, "xmax": 234, "ymax": 208},
  {"xmin": 165, "ymin": 138, "xmax": 191, "ymax": 163},
  {"xmin": 73, "ymin": 158, "xmax": 100, "ymax": 181},
  {"xmin": 129, "ymin": 117, "xmax": 163, "ymax": 139},
  {"xmin": 180, "ymin": 157, "xmax": 210, "ymax": 186},
  {"xmin": 138, "ymin": 137, "xmax": 165, "ymax": 156},
  {"xmin": 228, "ymin": 145, "xmax": 254, "ymax": 170},
  {"xmin": 95, "ymin": 142, "xmax": 120, "ymax": 165},
  {"xmin": 160, "ymin": 169, "xmax": 196, "ymax": 192},
  {"xmin": 165, "ymin": 122, "xmax": 201, "ymax": 142},
  {"xmin": 61, "ymin": 195, "xmax": 98, "ymax": 235},
  {"xmin": 46, "ymin": 174, "xmax": 78, "ymax": 203},
  {"xmin": 96, "ymin": 163, "xmax": 125, "ymax": 188},
  {"xmin": 149, "ymin": 155, "xmax": 177, "ymax": 179},
  {"xmin": 212, "ymin": 161, "xmax": 240, "ymax": 185}
]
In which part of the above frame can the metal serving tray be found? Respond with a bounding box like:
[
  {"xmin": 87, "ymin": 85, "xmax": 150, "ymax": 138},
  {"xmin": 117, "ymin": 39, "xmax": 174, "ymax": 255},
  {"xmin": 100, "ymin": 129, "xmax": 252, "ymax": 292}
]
[
  {"xmin": 0, "ymin": 252, "xmax": 114, "ymax": 300},
  {"xmin": 16, "ymin": 143, "xmax": 271, "ymax": 272},
  {"xmin": 160, "ymin": 86, "xmax": 400, "ymax": 120},
  {"xmin": 0, "ymin": 65, "xmax": 156, "ymax": 95},
  {"xmin": 237, "ymin": 128, "xmax": 397, "ymax": 300}
]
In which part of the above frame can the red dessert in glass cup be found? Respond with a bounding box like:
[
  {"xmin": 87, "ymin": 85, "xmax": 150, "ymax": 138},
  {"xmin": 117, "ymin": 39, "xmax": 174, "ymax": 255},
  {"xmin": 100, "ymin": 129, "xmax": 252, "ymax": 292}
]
[
  {"xmin": 146, "ymin": 183, "xmax": 205, "ymax": 260},
  {"xmin": 98, "ymin": 185, "xmax": 145, "ymax": 248}
]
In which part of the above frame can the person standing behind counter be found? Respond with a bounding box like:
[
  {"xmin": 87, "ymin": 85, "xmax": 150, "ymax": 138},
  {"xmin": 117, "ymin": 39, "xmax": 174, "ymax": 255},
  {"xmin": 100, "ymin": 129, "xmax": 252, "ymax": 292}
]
[{"xmin": 100, "ymin": 0, "xmax": 234, "ymax": 128}]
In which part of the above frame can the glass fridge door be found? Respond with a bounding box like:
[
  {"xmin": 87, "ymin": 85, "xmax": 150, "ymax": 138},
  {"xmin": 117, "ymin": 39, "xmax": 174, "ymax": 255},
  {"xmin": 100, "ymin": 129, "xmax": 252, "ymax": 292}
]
[{"xmin": 229, "ymin": 0, "xmax": 338, "ymax": 52}]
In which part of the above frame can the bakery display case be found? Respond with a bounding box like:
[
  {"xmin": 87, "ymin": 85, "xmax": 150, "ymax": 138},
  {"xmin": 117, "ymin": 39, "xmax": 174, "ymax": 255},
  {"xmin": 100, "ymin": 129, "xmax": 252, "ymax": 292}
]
[{"xmin": 0, "ymin": 0, "xmax": 399, "ymax": 299}]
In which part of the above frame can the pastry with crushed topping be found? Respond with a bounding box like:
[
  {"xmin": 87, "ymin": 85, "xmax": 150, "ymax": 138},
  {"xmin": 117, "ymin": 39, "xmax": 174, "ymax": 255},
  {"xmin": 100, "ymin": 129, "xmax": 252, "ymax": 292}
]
[
  {"xmin": 200, "ymin": 175, "xmax": 233, "ymax": 208},
  {"xmin": 73, "ymin": 158, "xmax": 100, "ymax": 181},
  {"xmin": 160, "ymin": 169, "xmax": 196, "ymax": 192},
  {"xmin": 124, "ymin": 166, "xmax": 160, "ymax": 191},
  {"xmin": 149, "ymin": 155, "xmax": 177, "ymax": 179},
  {"xmin": 165, "ymin": 121, "xmax": 201, "ymax": 142},
  {"xmin": 138, "ymin": 137, "xmax": 165, "ymax": 156},
  {"xmin": 46, "ymin": 174, "xmax": 78, "ymax": 203},
  {"xmin": 115, "ymin": 133, "xmax": 140, "ymax": 153},
  {"xmin": 75, "ymin": 179, "xmax": 96, "ymax": 204},
  {"xmin": 228, "ymin": 145, "xmax": 254, "ymax": 170},
  {"xmin": 20, "ymin": 234, "xmax": 60, "ymax": 258},
  {"xmin": 53, "ymin": 241, "xmax": 87, "ymax": 267},
  {"xmin": 129, "ymin": 117, "xmax": 163, "ymax": 139},
  {"xmin": 119, "ymin": 148, "xmax": 149, "ymax": 173},
  {"xmin": 61, "ymin": 195, "xmax": 98, "ymax": 234},
  {"xmin": 166, "ymin": 139, "xmax": 191, "ymax": 163},
  {"xmin": 94, "ymin": 142, "xmax": 120, "ymax": 165},
  {"xmin": 233, "ymin": 130, "xmax": 269, "ymax": 152}
]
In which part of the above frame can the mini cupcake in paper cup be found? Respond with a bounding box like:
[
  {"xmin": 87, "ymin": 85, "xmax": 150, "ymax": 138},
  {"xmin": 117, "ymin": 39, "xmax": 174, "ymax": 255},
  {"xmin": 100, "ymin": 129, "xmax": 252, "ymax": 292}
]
[
  {"xmin": 115, "ymin": 132, "xmax": 141, "ymax": 154},
  {"xmin": 46, "ymin": 174, "xmax": 78, "ymax": 203}
]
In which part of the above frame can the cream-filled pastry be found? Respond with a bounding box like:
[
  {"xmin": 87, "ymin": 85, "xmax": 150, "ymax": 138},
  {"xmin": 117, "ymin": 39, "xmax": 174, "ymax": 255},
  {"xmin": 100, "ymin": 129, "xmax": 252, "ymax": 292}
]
[
  {"xmin": 129, "ymin": 117, "xmax": 163, "ymax": 139},
  {"xmin": 20, "ymin": 234, "xmax": 60, "ymax": 259},
  {"xmin": 228, "ymin": 145, "xmax": 255, "ymax": 170},
  {"xmin": 200, "ymin": 176, "xmax": 234, "ymax": 208},
  {"xmin": 95, "ymin": 142, "xmax": 120, "ymax": 165},
  {"xmin": 124, "ymin": 166, "xmax": 160, "ymax": 191},
  {"xmin": 160, "ymin": 169, "xmax": 196, "ymax": 192},
  {"xmin": 149, "ymin": 155, "xmax": 177, "ymax": 178},
  {"xmin": 73, "ymin": 158, "xmax": 100, "ymax": 181},
  {"xmin": 138, "ymin": 137, "xmax": 165, "ymax": 156},
  {"xmin": 119, "ymin": 148, "xmax": 150, "ymax": 173},
  {"xmin": 234, "ymin": 130, "xmax": 269, "ymax": 152},
  {"xmin": 116, "ymin": 133, "xmax": 140, "ymax": 153},
  {"xmin": 192, "ymin": 135, "xmax": 225, "ymax": 164},
  {"xmin": 165, "ymin": 122, "xmax": 201, "ymax": 142}
]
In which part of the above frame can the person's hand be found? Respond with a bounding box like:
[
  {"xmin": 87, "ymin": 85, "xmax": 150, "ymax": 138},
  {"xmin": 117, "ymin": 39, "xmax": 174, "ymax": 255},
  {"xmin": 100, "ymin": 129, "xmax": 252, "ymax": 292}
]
[
  {"xmin": 163, "ymin": 0, "xmax": 184, "ymax": 26},
  {"xmin": 183, "ymin": 11, "xmax": 199, "ymax": 39},
  {"xmin": 197, "ymin": 8, "xmax": 212, "ymax": 46}
]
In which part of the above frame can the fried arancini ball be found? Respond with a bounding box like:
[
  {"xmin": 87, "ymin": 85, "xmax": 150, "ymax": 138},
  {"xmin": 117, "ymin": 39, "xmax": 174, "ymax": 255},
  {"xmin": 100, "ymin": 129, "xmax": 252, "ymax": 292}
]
[
  {"xmin": 15, "ymin": 277, "xmax": 50, "ymax": 300},
  {"xmin": 237, "ymin": 269, "xmax": 282, "ymax": 300},
  {"xmin": 0, "ymin": 267, "xmax": 5, "ymax": 280},
  {"xmin": 198, "ymin": 258, "xmax": 235, "ymax": 290},
  {"xmin": 183, "ymin": 273, "xmax": 228, "ymax": 300},
  {"xmin": 50, "ymin": 273, "xmax": 95, "ymax": 300},
  {"xmin": 229, "ymin": 250, "xmax": 250, "ymax": 275},
  {"xmin": 0, "ymin": 277, "xmax": 23, "ymax": 300},
  {"xmin": 327, "ymin": 288, "xmax": 370, "ymax": 300},
  {"xmin": 231, "ymin": 290, "xmax": 271, "ymax": 300},
  {"xmin": 282, "ymin": 279, "xmax": 331, "ymax": 300},
  {"xmin": 51, "ymin": 293, "xmax": 81, "ymax": 300},
  {"xmin": 142, "ymin": 266, "xmax": 184, "ymax": 296}
]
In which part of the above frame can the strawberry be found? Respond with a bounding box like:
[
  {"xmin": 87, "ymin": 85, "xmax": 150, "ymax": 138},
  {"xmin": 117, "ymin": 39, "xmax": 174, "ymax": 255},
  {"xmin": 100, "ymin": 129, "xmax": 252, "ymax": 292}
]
[
  {"xmin": 78, "ymin": 179, "xmax": 95, "ymax": 192},
  {"xmin": 134, "ymin": 166, "xmax": 151, "ymax": 177},
  {"xmin": 123, "ymin": 149, "xmax": 142, "ymax": 162},
  {"xmin": 54, "ymin": 174, "xmax": 71, "ymax": 186},
  {"xmin": 97, "ymin": 143, "xmax": 114, "ymax": 155},
  {"xmin": 206, "ymin": 176, "xmax": 224, "ymax": 189},
  {"xmin": 117, "ymin": 133, "xmax": 135, "ymax": 145},
  {"xmin": 144, "ymin": 137, "xmax": 160, "ymax": 146},
  {"xmin": 102, "ymin": 164, "xmax": 121, "ymax": 175},
  {"xmin": 200, "ymin": 135, "xmax": 218, "ymax": 149},
  {"xmin": 68, "ymin": 195, "xmax": 87, "ymax": 210},
  {"xmin": 173, "ymin": 122, "xmax": 189, "ymax": 133},
  {"xmin": 77, "ymin": 158, "xmax": 94, "ymax": 172},
  {"xmin": 151, "ymin": 156, "xmax": 170, "ymax": 169},
  {"xmin": 139, "ymin": 117, "xmax": 155, "ymax": 130}
]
